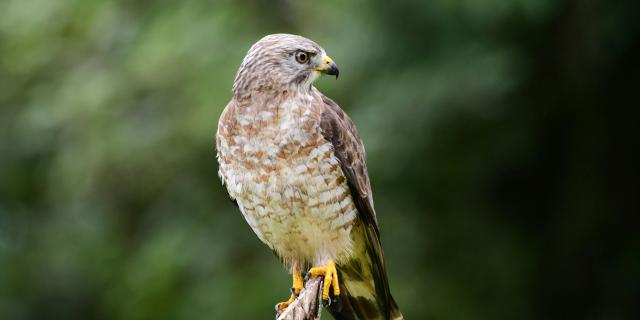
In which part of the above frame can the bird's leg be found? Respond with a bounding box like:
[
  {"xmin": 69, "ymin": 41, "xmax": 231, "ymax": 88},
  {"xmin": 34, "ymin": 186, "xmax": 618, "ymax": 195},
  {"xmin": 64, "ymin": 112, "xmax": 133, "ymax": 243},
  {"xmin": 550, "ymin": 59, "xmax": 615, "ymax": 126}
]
[
  {"xmin": 275, "ymin": 261, "xmax": 304, "ymax": 314},
  {"xmin": 307, "ymin": 260, "xmax": 340, "ymax": 303}
]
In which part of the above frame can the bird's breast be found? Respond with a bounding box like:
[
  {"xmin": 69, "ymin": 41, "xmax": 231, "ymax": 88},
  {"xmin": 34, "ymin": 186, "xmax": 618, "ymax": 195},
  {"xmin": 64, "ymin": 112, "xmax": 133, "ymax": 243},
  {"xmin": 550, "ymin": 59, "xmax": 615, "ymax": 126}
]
[{"xmin": 217, "ymin": 98, "xmax": 357, "ymax": 266}]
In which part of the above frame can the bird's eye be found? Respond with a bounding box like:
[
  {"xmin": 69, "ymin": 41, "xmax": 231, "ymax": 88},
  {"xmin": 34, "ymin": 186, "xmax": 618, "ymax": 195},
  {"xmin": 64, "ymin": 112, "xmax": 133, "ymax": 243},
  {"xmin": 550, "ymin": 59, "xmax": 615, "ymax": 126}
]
[{"xmin": 295, "ymin": 51, "xmax": 309, "ymax": 64}]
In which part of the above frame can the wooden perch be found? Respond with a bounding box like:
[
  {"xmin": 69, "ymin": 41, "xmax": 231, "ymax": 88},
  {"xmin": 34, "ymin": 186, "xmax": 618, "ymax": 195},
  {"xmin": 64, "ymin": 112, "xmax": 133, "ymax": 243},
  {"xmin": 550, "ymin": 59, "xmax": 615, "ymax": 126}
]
[{"xmin": 276, "ymin": 277, "xmax": 323, "ymax": 320}]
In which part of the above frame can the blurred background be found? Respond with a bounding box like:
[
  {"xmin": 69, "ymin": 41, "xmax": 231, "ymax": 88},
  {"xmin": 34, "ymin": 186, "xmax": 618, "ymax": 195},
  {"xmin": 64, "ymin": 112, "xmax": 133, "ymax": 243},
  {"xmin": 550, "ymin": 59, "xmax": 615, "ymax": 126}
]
[{"xmin": 1, "ymin": 0, "xmax": 638, "ymax": 319}]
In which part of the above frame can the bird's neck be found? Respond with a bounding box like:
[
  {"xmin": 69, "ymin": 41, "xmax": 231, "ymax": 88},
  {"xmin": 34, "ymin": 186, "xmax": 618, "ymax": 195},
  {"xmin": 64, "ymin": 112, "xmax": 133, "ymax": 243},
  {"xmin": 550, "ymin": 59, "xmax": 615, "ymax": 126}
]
[
  {"xmin": 234, "ymin": 83, "xmax": 319, "ymax": 107},
  {"xmin": 233, "ymin": 71, "xmax": 319, "ymax": 101},
  {"xmin": 231, "ymin": 88, "xmax": 323, "ymax": 137}
]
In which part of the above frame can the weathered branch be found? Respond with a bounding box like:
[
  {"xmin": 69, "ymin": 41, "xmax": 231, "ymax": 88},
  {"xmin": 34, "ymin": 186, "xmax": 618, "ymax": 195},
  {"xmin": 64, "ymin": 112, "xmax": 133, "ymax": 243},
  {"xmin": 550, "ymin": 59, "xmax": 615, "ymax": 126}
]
[{"xmin": 276, "ymin": 277, "xmax": 323, "ymax": 320}]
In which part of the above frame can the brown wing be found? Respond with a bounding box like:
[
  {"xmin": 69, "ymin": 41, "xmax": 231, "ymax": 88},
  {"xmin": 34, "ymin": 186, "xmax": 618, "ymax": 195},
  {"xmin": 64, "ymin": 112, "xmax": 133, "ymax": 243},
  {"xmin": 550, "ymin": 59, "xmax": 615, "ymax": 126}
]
[
  {"xmin": 319, "ymin": 94, "xmax": 380, "ymax": 238},
  {"xmin": 319, "ymin": 94, "xmax": 402, "ymax": 319}
]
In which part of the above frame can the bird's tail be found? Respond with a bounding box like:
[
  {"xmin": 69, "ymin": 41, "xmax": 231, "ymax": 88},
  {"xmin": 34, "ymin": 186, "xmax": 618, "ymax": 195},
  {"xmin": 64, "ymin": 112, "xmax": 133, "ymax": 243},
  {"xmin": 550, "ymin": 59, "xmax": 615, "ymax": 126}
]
[{"xmin": 326, "ymin": 222, "xmax": 403, "ymax": 320}]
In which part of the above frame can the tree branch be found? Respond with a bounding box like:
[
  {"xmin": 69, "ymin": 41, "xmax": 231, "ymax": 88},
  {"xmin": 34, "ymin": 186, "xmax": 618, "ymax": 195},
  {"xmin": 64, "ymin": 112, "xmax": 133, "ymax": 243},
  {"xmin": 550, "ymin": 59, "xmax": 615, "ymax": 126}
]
[{"xmin": 276, "ymin": 277, "xmax": 323, "ymax": 320}]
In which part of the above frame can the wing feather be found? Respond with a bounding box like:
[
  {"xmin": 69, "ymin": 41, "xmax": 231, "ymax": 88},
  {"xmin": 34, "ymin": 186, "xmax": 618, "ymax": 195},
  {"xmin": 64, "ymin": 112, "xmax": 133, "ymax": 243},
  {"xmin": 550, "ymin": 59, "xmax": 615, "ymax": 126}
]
[
  {"xmin": 318, "ymin": 94, "xmax": 379, "ymax": 236},
  {"xmin": 319, "ymin": 94, "xmax": 402, "ymax": 320}
]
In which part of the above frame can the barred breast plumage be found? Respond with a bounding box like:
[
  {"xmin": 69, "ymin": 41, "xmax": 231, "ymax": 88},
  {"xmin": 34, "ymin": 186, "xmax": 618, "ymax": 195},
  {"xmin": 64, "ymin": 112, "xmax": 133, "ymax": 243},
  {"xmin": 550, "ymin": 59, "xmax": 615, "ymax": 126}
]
[{"xmin": 216, "ymin": 90, "xmax": 357, "ymax": 267}]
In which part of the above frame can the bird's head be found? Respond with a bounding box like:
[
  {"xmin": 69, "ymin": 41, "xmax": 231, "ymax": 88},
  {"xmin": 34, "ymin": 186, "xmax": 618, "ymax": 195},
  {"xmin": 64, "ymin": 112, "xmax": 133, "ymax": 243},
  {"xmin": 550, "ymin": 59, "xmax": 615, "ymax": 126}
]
[{"xmin": 232, "ymin": 34, "xmax": 339, "ymax": 98}]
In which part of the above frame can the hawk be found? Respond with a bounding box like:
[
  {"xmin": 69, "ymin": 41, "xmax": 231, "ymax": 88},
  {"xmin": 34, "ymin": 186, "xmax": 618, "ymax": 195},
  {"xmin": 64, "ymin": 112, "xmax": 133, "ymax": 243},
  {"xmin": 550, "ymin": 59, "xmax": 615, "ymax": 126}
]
[{"xmin": 216, "ymin": 34, "xmax": 403, "ymax": 320}]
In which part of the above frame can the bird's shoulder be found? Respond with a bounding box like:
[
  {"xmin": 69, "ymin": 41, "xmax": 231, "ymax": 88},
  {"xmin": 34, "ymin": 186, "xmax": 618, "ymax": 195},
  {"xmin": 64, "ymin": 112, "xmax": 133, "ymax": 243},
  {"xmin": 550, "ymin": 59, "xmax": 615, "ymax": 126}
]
[{"xmin": 217, "ymin": 99, "xmax": 237, "ymax": 131}]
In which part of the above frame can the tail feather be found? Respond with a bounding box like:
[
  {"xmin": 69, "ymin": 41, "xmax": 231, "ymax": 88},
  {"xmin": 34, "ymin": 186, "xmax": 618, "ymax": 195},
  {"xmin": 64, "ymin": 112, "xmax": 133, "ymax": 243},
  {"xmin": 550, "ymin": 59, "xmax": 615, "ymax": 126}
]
[{"xmin": 326, "ymin": 222, "xmax": 403, "ymax": 320}]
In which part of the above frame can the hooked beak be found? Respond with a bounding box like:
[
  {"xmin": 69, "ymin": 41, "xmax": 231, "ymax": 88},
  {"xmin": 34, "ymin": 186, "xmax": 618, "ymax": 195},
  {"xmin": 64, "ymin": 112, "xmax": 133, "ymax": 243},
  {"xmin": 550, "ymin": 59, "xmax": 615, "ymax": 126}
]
[{"xmin": 312, "ymin": 55, "xmax": 339, "ymax": 79}]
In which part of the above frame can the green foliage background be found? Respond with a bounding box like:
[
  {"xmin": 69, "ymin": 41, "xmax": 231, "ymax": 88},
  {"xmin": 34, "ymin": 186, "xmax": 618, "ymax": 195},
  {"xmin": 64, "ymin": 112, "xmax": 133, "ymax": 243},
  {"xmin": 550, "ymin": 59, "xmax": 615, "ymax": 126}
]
[{"xmin": 1, "ymin": 0, "xmax": 638, "ymax": 319}]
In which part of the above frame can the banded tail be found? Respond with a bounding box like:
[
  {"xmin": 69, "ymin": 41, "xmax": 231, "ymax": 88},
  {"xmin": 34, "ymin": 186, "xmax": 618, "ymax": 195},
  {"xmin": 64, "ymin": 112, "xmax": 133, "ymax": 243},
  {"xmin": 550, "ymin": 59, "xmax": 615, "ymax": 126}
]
[{"xmin": 326, "ymin": 221, "xmax": 403, "ymax": 320}]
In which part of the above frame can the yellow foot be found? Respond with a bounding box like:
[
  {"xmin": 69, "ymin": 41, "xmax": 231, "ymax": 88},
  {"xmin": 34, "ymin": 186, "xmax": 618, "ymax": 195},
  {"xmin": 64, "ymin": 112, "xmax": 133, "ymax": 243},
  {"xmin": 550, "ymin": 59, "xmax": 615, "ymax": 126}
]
[
  {"xmin": 275, "ymin": 263, "xmax": 304, "ymax": 314},
  {"xmin": 307, "ymin": 260, "xmax": 340, "ymax": 302},
  {"xmin": 275, "ymin": 293, "xmax": 296, "ymax": 314}
]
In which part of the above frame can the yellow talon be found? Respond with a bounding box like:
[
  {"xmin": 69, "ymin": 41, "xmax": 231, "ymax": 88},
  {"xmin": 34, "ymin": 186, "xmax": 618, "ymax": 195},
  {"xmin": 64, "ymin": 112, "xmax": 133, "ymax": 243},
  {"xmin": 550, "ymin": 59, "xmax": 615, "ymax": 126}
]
[
  {"xmin": 307, "ymin": 260, "xmax": 340, "ymax": 301},
  {"xmin": 276, "ymin": 293, "xmax": 295, "ymax": 313},
  {"xmin": 276, "ymin": 263, "xmax": 304, "ymax": 313}
]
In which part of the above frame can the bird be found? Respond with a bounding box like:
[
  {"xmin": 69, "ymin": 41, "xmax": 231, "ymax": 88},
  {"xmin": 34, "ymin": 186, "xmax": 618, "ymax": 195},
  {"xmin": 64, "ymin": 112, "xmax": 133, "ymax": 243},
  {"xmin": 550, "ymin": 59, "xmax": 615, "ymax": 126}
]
[{"xmin": 216, "ymin": 34, "xmax": 403, "ymax": 320}]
